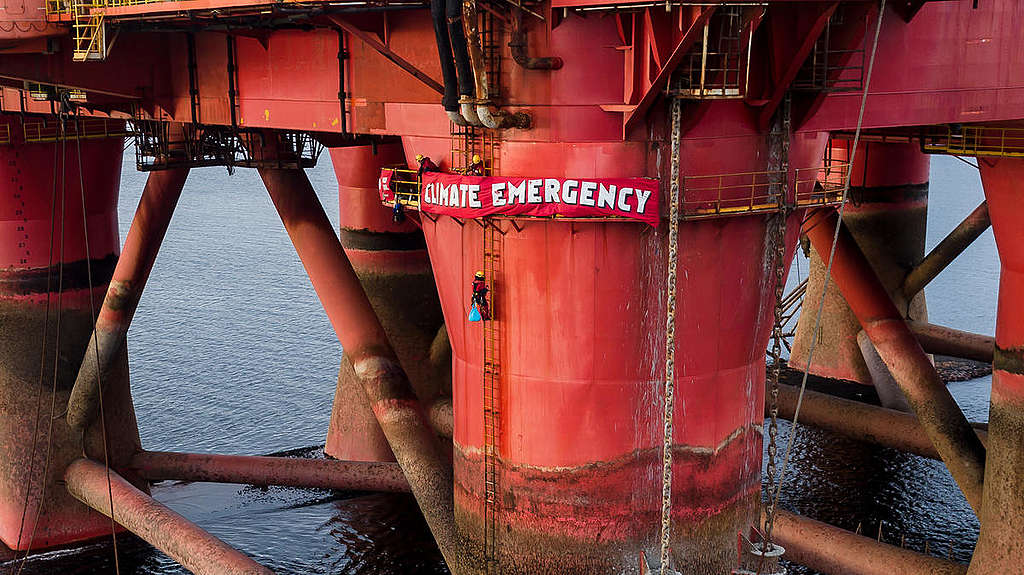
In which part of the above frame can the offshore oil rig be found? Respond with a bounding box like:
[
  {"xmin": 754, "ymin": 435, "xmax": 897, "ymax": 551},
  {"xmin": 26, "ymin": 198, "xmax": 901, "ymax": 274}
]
[{"xmin": 0, "ymin": 0, "xmax": 1020, "ymax": 573}]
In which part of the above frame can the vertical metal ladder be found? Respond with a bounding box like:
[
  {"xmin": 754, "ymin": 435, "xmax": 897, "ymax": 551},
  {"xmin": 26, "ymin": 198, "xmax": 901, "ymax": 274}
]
[
  {"xmin": 482, "ymin": 218, "xmax": 502, "ymax": 575},
  {"xmin": 70, "ymin": 0, "xmax": 106, "ymax": 61}
]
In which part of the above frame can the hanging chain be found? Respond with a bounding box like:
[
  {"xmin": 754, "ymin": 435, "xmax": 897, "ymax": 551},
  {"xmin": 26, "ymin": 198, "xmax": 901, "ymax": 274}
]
[
  {"xmin": 659, "ymin": 95, "xmax": 682, "ymax": 575},
  {"xmin": 761, "ymin": 94, "xmax": 790, "ymax": 563}
]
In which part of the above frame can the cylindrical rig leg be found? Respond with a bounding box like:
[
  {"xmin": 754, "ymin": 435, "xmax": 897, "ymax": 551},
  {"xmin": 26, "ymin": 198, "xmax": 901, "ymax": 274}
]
[
  {"xmin": 128, "ymin": 451, "xmax": 411, "ymax": 492},
  {"xmin": 770, "ymin": 510, "xmax": 967, "ymax": 575},
  {"xmin": 256, "ymin": 163, "xmax": 464, "ymax": 571},
  {"xmin": 65, "ymin": 458, "xmax": 274, "ymax": 575},
  {"xmin": 803, "ymin": 208, "xmax": 986, "ymax": 513},
  {"xmin": 0, "ymin": 121, "xmax": 143, "ymax": 551},
  {"xmin": 791, "ymin": 141, "xmax": 930, "ymax": 383},
  {"xmin": 325, "ymin": 143, "xmax": 445, "ymax": 462},
  {"xmin": 67, "ymin": 165, "xmax": 189, "ymax": 432},
  {"xmin": 968, "ymin": 158, "xmax": 1024, "ymax": 574}
]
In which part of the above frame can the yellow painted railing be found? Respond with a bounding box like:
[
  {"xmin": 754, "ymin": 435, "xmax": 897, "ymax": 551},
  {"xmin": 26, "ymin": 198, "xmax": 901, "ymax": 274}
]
[
  {"xmin": 921, "ymin": 126, "xmax": 1024, "ymax": 158},
  {"xmin": 23, "ymin": 118, "xmax": 129, "ymax": 143}
]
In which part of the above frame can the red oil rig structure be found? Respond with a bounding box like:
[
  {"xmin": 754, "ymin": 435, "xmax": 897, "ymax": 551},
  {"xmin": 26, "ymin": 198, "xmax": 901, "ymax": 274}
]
[{"xmin": 0, "ymin": 0, "xmax": 1020, "ymax": 573}]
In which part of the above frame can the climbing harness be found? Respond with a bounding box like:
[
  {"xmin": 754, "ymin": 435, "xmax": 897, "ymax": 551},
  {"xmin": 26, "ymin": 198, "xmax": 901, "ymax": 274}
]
[{"xmin": 659, "ymin": 95, "xmax": 682, "ymax": 575}]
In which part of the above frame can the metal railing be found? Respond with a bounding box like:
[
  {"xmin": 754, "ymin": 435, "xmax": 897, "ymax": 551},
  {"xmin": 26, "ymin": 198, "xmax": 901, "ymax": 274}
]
[
  {"xmin": 23, "ymin": 118, "xmax": 129, "ymax": 143},
  {"xmin": 671, "ymin": 6, "xmax": 747, "ymax": 99},
  {"xmin": 0, "ymin": 124, "xmax": 11, "ymax": 145},
  {"xmin": 921, "ymin": 125, "xmax": 1024, "ymax": 158},
  {"xmin": 131, "ymin": 121, "xmax": 323, "ymax": 171},
  {"xmin": 679, "ymin": 162, "xmax": 849, "ymax": 220},
  {"xmin": 385, "ymin": 167, "xmax": 423, "ymax": 208}
]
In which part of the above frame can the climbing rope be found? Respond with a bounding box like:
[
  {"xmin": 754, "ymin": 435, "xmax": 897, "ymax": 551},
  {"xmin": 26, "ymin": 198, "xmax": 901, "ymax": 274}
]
[
  {"xmin": 762, "ymin": 0, "xmax": 888, "ymax": 553},
  {"xmin": 659, "ymin": 95, "xmax": 682, "ymax": 575},
  {"xmin": 74, "ymin": 106, "xmax": 122, "ymax": 575},
  {"xmin": 14, "ymin": 109, "xmax": 64, "ymax": 575}
]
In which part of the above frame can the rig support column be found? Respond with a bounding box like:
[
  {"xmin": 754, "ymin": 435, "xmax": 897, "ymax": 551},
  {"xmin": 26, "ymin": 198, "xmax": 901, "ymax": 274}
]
[
  {"xmin": 0, "ymin": 120, "xmax": 143, "ymax": 550},
  {"xmin": 968, "ymin": 158, "xmax": 1024, "ymax": 574},
  {"xmin": 791, "ymin": 141, "xmax": 929, "ymax": 383},
  {"xmin": 325, "ymin": 143, "xmax": 445, "ymax": 462},
  {"xmin": 67, "ymin": 165, "xmax": 189, "ymax": 432},
  {"xmin": 257, "ymin": 161, "xmax": 464, "ymax": 571},
  {"xmin": 803, "ymin": 207, "xmax": 985, "ymax": 513}
]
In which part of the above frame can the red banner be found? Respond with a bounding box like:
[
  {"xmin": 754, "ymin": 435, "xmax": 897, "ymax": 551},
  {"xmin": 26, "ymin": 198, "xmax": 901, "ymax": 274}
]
[
  {"xmin": 418, "ymin": 172, "xmax": 660, "ymax": 226},
  {"xmin": 378, "ymin": 168, "xmax": 396, "ymax": 203}
]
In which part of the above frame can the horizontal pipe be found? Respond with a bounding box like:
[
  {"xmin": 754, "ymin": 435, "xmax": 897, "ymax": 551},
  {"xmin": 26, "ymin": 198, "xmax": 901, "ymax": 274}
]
[
  {"xmin": 909, "ymin": 320, "xmax": 994, "ymax": 364},
  {"xmin": 804, "ymin": 208, "xmax": 986, "ymax": 513},
  {"xmin": 65, "ymin": 458, "xmax": 274, "ymax": 575},
  {"xmin": 774, "ymin": 384, "xmax": 987, "ymax": 460},
  {"xmin": 128, "ymin": 451, "xmax": 411, "ymax": 493},
  {"xmin": 901, "ymin": 200, "xmax": 990, "ymax": 299},
  {"xmin": 770, "ymin": 509, "xmax": 967, "ymax": 575}
]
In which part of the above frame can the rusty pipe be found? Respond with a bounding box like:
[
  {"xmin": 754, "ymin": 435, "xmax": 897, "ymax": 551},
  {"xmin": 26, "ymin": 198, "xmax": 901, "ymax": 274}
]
[
  {"xmin": 509, "ymin": 7, "xmax": 562, "ymax": 70},
  {"xmin": 773, "ymin": 384, "xmax": 987, "ymax": 460},
  {"xmin": 769, "ymin": 509, "xmax": 967, "ymax": 575},
  {"xmin": 461, "ymin": 0, "xmax": 530, "ymax": 129},
  {"xmin": 803, "ymin": 208, "xmax": 986, "ymax": 513},
  {"xmin": 900, "ymin": 200, "xmax": 989, "ymax": 299},
  {"xmin": 256, "ymin": 165, "xmax": 464, "ymax": 572},
  {"xmin": 67, "ymin": 166, "xmax": 190, "ymax": 432},
  {"xmin": 428, "ymin": 396, "xmax": 453, "ymax": 439},
  {"xmin": 908, "ymin": 320, "xmax": 994, "ymax": 364},
  {"xmin": 128, "ymin": 451, "xmax": 411, "ymax": 492},
  {"xmin": 65, "ymin": 458, "xmax": 274, "ymax": 575}
]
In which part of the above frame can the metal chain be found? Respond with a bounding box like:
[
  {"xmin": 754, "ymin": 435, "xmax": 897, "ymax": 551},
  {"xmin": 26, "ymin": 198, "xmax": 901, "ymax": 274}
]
[
  {"xmin": 761, "ymin": 96, "xmax": 790, "ymax": 558},
  {"xmin": 659, "ymin": 95, "xmax": 682, "ymax": 575}
]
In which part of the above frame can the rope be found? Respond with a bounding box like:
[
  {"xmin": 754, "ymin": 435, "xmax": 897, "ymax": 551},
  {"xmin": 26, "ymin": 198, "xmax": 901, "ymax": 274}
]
[
  {"xmin": 74, "ymin": 108, "xmax": 122, "ymax": 575},
  {"xmin": 12, "ymin": 106, "xmax": 63, "ymax": 575},
  {"xmin": 763, "ymin": 0, "xmax": 887, "ymax": 547},
  {"xmin": 659, "ymin": 95, "xmax": 682, "ymax": 575}
]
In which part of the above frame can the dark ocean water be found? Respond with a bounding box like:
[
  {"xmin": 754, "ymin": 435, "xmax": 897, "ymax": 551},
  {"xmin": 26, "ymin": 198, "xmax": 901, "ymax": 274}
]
[{"xmin": 2, "ymin": 153, "xmax": 996, "ymax": 574}]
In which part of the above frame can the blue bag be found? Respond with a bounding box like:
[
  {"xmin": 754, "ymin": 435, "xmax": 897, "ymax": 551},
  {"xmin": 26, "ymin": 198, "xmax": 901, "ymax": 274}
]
[{"xmin": 468, "ymin": 302, "xmax": 482, "ymax": 322}]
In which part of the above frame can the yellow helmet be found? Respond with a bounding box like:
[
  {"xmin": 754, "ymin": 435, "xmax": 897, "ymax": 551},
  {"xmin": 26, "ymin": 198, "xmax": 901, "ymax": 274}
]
[
  {"xmin": 474, "ymin": 270, "xmax": 485, "ymax": 279},
  {"xmin": 472, "ymin": 154, "xmax": 482, "ymax": 164},
  {"xmin": 415, "ymin": 154, "xmax": 425, "ymax": 162}
]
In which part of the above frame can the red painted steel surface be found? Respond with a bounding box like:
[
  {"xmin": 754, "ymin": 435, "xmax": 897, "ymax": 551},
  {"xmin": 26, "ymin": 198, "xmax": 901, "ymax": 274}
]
[
  {"xmin": 423, "ymin": 126, "xmax": 826, "ymax": 573},
  {"xmin": 790, "ymin": 140, "xmax": 929, "ymax": 384},
  {"xmin": 969, "ymin": 158, "xmax": 1024, "ymax": 574},
  {"xmin": 0, "ymin": 122, "xmax": 144, "ymax": 551}
]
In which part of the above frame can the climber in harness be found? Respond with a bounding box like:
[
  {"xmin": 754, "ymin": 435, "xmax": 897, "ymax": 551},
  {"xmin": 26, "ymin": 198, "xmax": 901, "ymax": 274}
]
[
  {"xmin": 416, "ymin": 153, "xmax": 440, "ymax": 176},
  {"xmin": 466, "ymin": 154, "xmax": 485, "ymax": 176},
  {"xmin": 469, "ymin": 270, "xmax": 491, "ymax": 321}
]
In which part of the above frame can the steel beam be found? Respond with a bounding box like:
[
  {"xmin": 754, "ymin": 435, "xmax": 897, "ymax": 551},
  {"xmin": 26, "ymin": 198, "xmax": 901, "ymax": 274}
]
[
  {"xmin": 64, "ymin": 458, "xmax": 274, "ymax": 575},
  {"xmin": 256, "ymin": 162, "xmax": 464, "ymax": 572},
  {"xmin": 773, "ymin": 383, "xmax": 988, "ymax": 460},
  {"xmin": 802, "ymin": 207, "xmax": 986, "ymax": 513},
  {"xmin": 900, "ymin": 201, "xmax": 990, "ymax": 300},
  {"xmin": 770, "ymin": 509, "xmax": 967, "ymax": 575},
  {"xmin": 128, "ymin": 451, "xmax": 411, "ymax": 492},
  {"xmin": 908, "ymin": 320, "xmax": 994, "ymax": 364},
  {"xmin": 67, "ymin": 165, "xmax": 189, "ymax": 432}
]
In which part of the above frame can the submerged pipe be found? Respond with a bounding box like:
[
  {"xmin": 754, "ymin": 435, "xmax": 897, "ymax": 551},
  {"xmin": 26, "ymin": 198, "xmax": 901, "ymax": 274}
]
[
  {"xmin": 256, "ymin": 164, "xmax": 464, "ymax": 572},
  {"xmin": 65, "ymin": 458, "xmax": 274, "ymax": 575},
  {"xmin": 900, "ymin": 200, "xmax": 990, "ymax": 300},
  {"xmin": 773, "ymin": 384, "xmax": 987, "ymax": 460},
  {"xmin": 770, "ymin": 510, "xmax": 967, "ymax": 575},
  {"xmin": 908, "ymin": 320, "xmax": 994, "ymax": 364},
  {"xmin": 803, "ymin": 208, "xmax": 986, "ymax": 513},
  {"xmin": 67, "ymin": 167, "xmax": 190, "ymax": 432},
  {"xmin": 128, "ymin": 451, "xmax": 411, "ymax": 493}
]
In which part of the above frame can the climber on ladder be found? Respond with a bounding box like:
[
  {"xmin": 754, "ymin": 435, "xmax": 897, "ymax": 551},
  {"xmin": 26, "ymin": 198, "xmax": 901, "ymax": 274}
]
[
  {"xmin": 466, "ymin": 154, "xmax": 485, "ymax": 176},
  {"xmin": 470, "ymin": 270, "xmax": 491, "ymax": 321}
]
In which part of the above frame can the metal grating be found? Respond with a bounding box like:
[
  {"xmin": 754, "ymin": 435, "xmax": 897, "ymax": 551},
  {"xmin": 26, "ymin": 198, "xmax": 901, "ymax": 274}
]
[
  {"xmin": 670, "ymin": 6, "xmax": 746, "ymax": 99},
  {"xmin": 131, "ymin": 121, "xmax": 323, "ymax": 171},
  {"xmin": 792, "ymin": 6, "xmax": 866, "ymax": 93}
]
